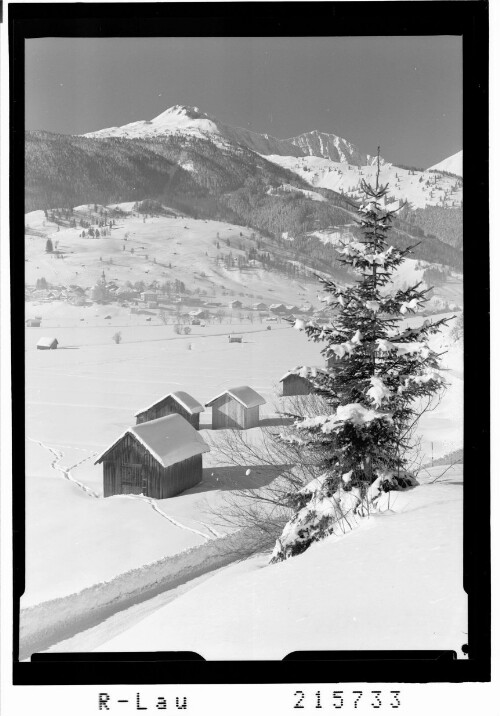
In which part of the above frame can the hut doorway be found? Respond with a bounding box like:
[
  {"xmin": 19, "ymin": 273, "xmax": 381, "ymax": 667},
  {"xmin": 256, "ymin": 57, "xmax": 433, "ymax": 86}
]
[{"xmin": 120, "ymin": 463, "xmax": 144, "ymax": 494}]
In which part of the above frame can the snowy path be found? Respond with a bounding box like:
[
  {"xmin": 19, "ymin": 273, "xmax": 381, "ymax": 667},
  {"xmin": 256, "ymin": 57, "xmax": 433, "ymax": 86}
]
[
  {"xmin": 42, "ymin": 565, "xmax": 228, "ymax": 654},
  {"xmin": 28, "ymin": 438, "xmax": 99, "ymax": 498},
  {"xmin": 20, "ymin": 525, "xmax": 251, "ymax": 660}
]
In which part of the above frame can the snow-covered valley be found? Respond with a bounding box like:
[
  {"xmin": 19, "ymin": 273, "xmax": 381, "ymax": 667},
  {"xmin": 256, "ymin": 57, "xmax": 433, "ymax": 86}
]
[{"xmin": 22, "ymin": 188, "xmax": 464, "ymax": 659}]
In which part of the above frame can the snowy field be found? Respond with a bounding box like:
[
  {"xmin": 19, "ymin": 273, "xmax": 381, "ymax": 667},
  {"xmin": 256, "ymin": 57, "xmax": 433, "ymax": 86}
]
[
  {"xmin": 264, "ymin": 155, "xmax": 463, "ymax": 210},
  {"xmin": 44, "ymin": 464, "xmax": 465, "ymax": 659},
  {"xmin": 23, "ymin": 310, "xmax": 462, "ymax": 617},
  {"xmin": 24, "ymin": 319, "xmax": 325, "ymax": 607}
]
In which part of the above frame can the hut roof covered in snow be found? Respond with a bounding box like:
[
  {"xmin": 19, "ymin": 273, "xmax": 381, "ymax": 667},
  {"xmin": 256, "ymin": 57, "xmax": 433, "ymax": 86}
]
[
  {"xmin": 95, "ymin": 413, "xmax": 209, "ymax": 468},
  {"xmin": 36, "ymin": 336, "xmax": 58, "ymax": 348},
  {"xmin": 280, "ymin": 366, "xmax": 325, "ymax": 382},
  {"xmin": 134, "ymin": 391, "xmax": 205, "ymax": 417},
  {"xmin": 205, "ymin": 385, "xmax": 266, "ymax": 409}
]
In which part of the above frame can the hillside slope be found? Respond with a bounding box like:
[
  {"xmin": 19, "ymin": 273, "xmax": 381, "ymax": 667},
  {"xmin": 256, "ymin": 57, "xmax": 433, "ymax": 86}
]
[
  {"xmin": 25, "ymin": 130, "xmax": 463, "ymax": 270},
  {"xmin": 428, "ymin": 150, "xmax": 463, "ymax": 177}
]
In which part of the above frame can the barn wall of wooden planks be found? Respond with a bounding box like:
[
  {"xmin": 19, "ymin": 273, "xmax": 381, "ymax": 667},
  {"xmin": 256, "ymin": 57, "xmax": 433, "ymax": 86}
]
[
  {"xmin": 102, "ymin": 433, "xmax": 202, "ymax": 498},
  {"xmin": 282, "ymin": 375, "xmax": 313, "ymax": 396}
]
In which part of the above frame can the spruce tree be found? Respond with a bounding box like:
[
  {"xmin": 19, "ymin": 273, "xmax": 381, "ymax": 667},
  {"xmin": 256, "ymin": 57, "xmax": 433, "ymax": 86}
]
[{"xmin": 271, "ymin": 149, "xmax": 453, "ymax": 563}]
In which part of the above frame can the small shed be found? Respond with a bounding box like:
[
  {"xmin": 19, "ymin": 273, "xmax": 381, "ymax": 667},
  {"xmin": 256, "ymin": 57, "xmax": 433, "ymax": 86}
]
[
  {"xmin": 253, "ymin": 302, "xmax": 268, "ymax": 311},
  {"xmin": 95, "ymin": 414, "xmax": 210, "ymax": 498},
  {"xmin": 26, "ymin": 319, "xmax": 41, "ymax": 327},
  {"xmin": 280, "ymin": 366, "xmax": 323, "ymax": 396},
  {"xmin": 37, "ymin": 337, "xmax": 58, "ymax": 350},
  {"xmin": 189, "ymin": 309, "xmax": 210, "ymax": 319},
  {"xmin": 229, "ymin": 300, "xmax": 243, "ymax": 309},
  {"xmin": 135, "ymin": 390, "xmax": 204, "ymax": 429},
  {"xmin": 228, "ymin": 334, "xmax": 243, "ymax": 343},
  {"xmin": 205, "ymin": 386, "xmax": 266, "ymax": 430}
]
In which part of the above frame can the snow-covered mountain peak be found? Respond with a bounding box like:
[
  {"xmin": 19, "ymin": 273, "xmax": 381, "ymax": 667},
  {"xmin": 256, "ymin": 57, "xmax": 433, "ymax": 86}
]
[
  {"xmin": 152, "ymin": 104, "xmax": 215, "ymax": 123},
  {"xmin": 83, "ymin": 104, "xmax": 221, "ymax": 140}
]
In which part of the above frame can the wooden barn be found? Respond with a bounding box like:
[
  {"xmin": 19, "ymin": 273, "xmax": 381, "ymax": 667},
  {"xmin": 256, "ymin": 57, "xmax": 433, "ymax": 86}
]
[
  {"xmin": 228, "ymin": 334, "xmax": 242, "ymax": 343},
  {"xmin": 281, "ymin": 366, "xmax": 326, "ymax": 395},
  {"xmin": 36, "ymin": 337, "xmax": 58, "ymax": 350},
  {"xmin": 205, "ymin": 386, "xmax": 266, "ymax": 430},
  {"xmin": 229, "ymin": 300, "xmax": 243, "ymax": 309},
  {"xmin": 26, "ymin": 318, "xmax": 41, "ymax": 327},
  {"xmin": 95, "ymin": 413, "xmax": 210, "ymax": 498},
  {"xmin": 135, "ymin": 390, "xmax": 204, "ymax": 429},
  {"xmin": 281, "ymin": 370, "xmax": 313, "ymax": 396}
]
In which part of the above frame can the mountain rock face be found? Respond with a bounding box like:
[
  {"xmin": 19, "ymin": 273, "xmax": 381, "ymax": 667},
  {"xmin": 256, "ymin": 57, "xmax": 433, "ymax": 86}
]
[{"xmin": 427, "ymin": 150, "xmax": 462, "ymax": 177}]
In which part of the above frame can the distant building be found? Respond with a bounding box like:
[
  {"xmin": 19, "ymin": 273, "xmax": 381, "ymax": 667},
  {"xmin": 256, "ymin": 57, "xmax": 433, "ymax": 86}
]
[
  {"xmin": 95, "ymin": 414, "xmax": 210, "ymax": 498},
  {"xmin": 270, "ymin": 303, "xmax": 287, "ymax": 314},
  {"xmin": 189, "ymin": 309, "xmax": 209, "ymax": 319},
  {"xmin": 253, "ymin": 302, "xmax": 268, "ymax": 311},
  {"xmin": 140, "ymin": 291, "xmax": 158, "ymax": 303},
  {"xmin": 228, "ymin": 334, "xmax": 242, "ymax": 343},
  {"xmin": 135, "ymin": 391, "xmax": 205, "ymax": 429},
  {"xmin": 229, "ymin": 300, "xmax": 243, "ymax": 309},
  {"xmin": 91, "ymin": 271, "xmax": 110, "ymax": 303},
  {"xmin": 205, "ymin": 386, "xmax": 266, "ymax": 430},
  {"xmin": 26, "ymin": 319, "xmax": 41, "ymax": 327},
  {"xmin": 37, "ymin": 337, "xmax": 58, "ymax": 350}
]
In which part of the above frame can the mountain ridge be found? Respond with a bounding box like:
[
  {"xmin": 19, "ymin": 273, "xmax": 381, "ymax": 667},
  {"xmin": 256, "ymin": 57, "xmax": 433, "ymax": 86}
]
[{"xmin": 83, "ymin": 104, "xmax": 384, "ymax": 167}]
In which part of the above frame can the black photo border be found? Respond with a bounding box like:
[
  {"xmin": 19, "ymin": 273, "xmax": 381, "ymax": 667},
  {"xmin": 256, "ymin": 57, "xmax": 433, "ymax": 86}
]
[{"xmin": 9, "ymin": 0, "xmax": 490, "ymax": 686}]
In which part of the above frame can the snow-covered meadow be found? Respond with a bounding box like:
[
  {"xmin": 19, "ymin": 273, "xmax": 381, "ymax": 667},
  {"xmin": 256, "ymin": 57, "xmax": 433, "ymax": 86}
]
[{"xmin": 22, "ymin": 202, "xmax": 464, "ymax": 659}]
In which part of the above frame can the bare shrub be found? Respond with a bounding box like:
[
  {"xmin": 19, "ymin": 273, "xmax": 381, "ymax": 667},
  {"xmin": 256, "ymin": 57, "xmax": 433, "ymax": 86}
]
[{"xmin": 112, "ymin": 331, "xmax": 122, "ymax": 344}]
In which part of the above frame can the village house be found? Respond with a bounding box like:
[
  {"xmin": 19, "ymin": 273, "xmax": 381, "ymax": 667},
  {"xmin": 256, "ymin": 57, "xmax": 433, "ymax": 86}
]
[
  {"xmin": 253, "ymin": 302, "xmax": 268, "ymax": 311},
  {"xmin": 205, "ymin": 386, "xmax": 266, "ymax": 429},
  {"xmin": 37, "ymin": 337, "xmax": 58, "ymax": 350},
  {"xmin": 135, "ymin": 391, "xmax": 205, "ymax": 429},
  {"xmin": 229, "ymin": 300, "xmax": 243, "ymax": 310},
  {"xmin": 26, "ymin": 318, "xmax": 41, "ymax": 328},
  {"xmin": 270, "ymin": 303, "xmax": 288, "ymax": 314},
  {"xmin": 95, "ymin": 413, "xmax": 210, "ymax": 498},
  {"xmin": 189, "ymin": 308, "xmax": 210, "ymax": 319},
  {"xmin": 140, "ymin": 290, "xmax": 158, "ymax": 303}
]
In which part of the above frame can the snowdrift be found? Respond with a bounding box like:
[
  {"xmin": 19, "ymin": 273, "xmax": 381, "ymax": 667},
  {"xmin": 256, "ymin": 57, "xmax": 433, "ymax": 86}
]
[{"xmin": 19, "ymin": 526, "xmax": 252, "ymax": 660}]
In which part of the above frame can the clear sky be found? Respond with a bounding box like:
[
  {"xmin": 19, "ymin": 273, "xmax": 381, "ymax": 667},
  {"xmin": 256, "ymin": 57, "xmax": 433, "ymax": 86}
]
[{"xmin": 25, "ymin": 36, "xmax": 462, "ymax": 167}]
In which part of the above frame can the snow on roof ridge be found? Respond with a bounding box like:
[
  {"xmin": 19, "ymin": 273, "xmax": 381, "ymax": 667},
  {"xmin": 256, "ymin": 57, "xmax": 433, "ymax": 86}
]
[
  {"xmin": 205, "ymin": 385, "xmax": 266, "ymax": 409},
  {"xmin": 134, "ymin": 390, "xmax": 204, "ymax": 417},
  {"xmin": 280, "ymin": 365, "xmax": 324, "ymax": 381},
  {"xmin": 95, "ymin": 413, "xmax": 209, "ymax": 467}
]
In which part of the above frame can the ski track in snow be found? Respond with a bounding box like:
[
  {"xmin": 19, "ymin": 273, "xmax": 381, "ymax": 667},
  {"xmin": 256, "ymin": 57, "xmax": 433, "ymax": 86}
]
[
  {"xmin": 196, "ymin": 520, "xmax": 224, "ymax": 538},
  {"xmin": 28, "ymin": 438, "xmax": 99, "ymax": 498},
  {"xmin": 119, "ymin": 493, "xmax": 212, "ymax": 541}
]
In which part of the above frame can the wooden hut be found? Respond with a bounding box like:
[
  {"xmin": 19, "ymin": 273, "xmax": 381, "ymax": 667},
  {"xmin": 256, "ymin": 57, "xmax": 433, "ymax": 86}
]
[
  {"xmin": 135, "ymin": 391, "xmax": 204, "ymax": 429},
  {"xmin": 229, "ymin": 300, "xmax": 243, "ymax": 309},
  {"xmin": 228, "ymin": 334, "xmax": 242, "ymax": 343},
  {"xmin": 280, "ymin": 366, "xmax": 326, "ymax": 396},
  {"xmin": 26, "ymin": 319, "xmax": 41, "ymax": 327},
  {"xmin": 36, "ymin": 337, "xmax": 58, "ymax": 350},
  {"xmin": 281, "ymin": 371, "xmax": 312, "ymax": 396},
  {"xmin": 95, "ymin": 413, "xmax": 210, "ymax": 498},
  {"xmin": 205, "ymin": 386, "xmax": 266, "ymax": 430}
]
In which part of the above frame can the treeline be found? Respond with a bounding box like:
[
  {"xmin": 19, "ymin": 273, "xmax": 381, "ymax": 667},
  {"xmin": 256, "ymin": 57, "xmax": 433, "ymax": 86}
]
[{"xmin": 401, "ymin": 205, "xmax": 463, "ymax": 250}]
